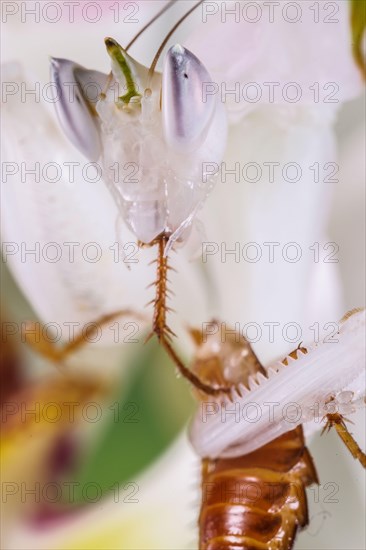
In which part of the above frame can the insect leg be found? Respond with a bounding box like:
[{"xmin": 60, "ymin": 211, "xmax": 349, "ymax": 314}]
[
  {"xmin": 22, "ymin": 309, "xmax": 146, "ymax": 366},
  {"xmin": 322, "ymin": 413, "xmax": 366, "ymax": 468},
  {"xmin": 148, "ymin": 235, "xmax": 230, "ymax": 396},
  {"xmin": 161, "ymin": 336, "xmax": 231, "ymax": 396}
]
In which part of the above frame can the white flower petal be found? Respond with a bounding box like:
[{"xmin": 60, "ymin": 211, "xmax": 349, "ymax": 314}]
[
  {"xmin": 187, "ymin": 0, "xmax": 363, "ymax": 122},
  {"xmin": 199, "ymin": 105, "xmax": 343, "ymax": 363}
]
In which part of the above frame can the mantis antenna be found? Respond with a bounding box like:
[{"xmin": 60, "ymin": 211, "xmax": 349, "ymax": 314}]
[
  {"xmin": 125, "ymin": 0, "xmax": 177, "ymax": 51},
  {"xmin": 103, "ymin": 1, "xmax": 204, "ymax": 93},
  {"xmin": 148, "ymin": 0, "xmax": 205, "ymax": 82}
]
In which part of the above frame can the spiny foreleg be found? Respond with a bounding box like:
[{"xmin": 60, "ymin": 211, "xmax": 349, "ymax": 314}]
[{"xmin": 147, "ymin": 234, "xmax": 230, "ymax": 396}]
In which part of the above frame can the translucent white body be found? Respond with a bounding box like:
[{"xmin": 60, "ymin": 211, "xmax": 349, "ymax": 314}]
[{"xmin": 96, "ymin": 46, "xmax": 227, "ymax": 248}]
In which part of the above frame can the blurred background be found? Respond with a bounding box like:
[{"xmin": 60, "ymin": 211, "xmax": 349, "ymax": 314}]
[{"xmin": 1, "ymin": 1, "xmax": 365, "ymax": 549}]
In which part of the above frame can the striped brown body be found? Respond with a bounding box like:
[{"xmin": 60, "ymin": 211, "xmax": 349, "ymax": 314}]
[
  {"xmin": 199, "ymin": 425, "xmax": 318, "ymax": 550},
  {"xmin": 191, "ymin": 325, "xmax": 318, "ymax": 550}
]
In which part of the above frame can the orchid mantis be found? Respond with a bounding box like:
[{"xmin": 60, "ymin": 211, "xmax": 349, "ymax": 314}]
[{"xmin": 48, "ymin": 0, "xmax": 227, "ymax": 395}]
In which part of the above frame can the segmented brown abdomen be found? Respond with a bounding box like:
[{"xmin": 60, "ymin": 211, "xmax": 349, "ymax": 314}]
[{"xmin": 199, "ymin": 425, "xmax": 318, "ymax": 550}]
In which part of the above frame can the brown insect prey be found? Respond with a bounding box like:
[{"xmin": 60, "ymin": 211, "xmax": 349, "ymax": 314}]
[{"xmin": 192, "ymin": 329, "xmax": 319, "ymax": 550}]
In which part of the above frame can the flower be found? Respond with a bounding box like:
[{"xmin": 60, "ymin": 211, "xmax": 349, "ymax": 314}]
[{"xmin": 2, "ymin": 433, "xmax": 198, "ymax": 550}]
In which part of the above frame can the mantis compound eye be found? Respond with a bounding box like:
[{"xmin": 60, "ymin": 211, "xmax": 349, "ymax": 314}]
[
  {"xmin": 162, "ymin": 44, "xmax": 216, "ymax": 153},
  {"xmin": 50, "ymin": 58, "xmax": 108, "ymax": 161}
]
